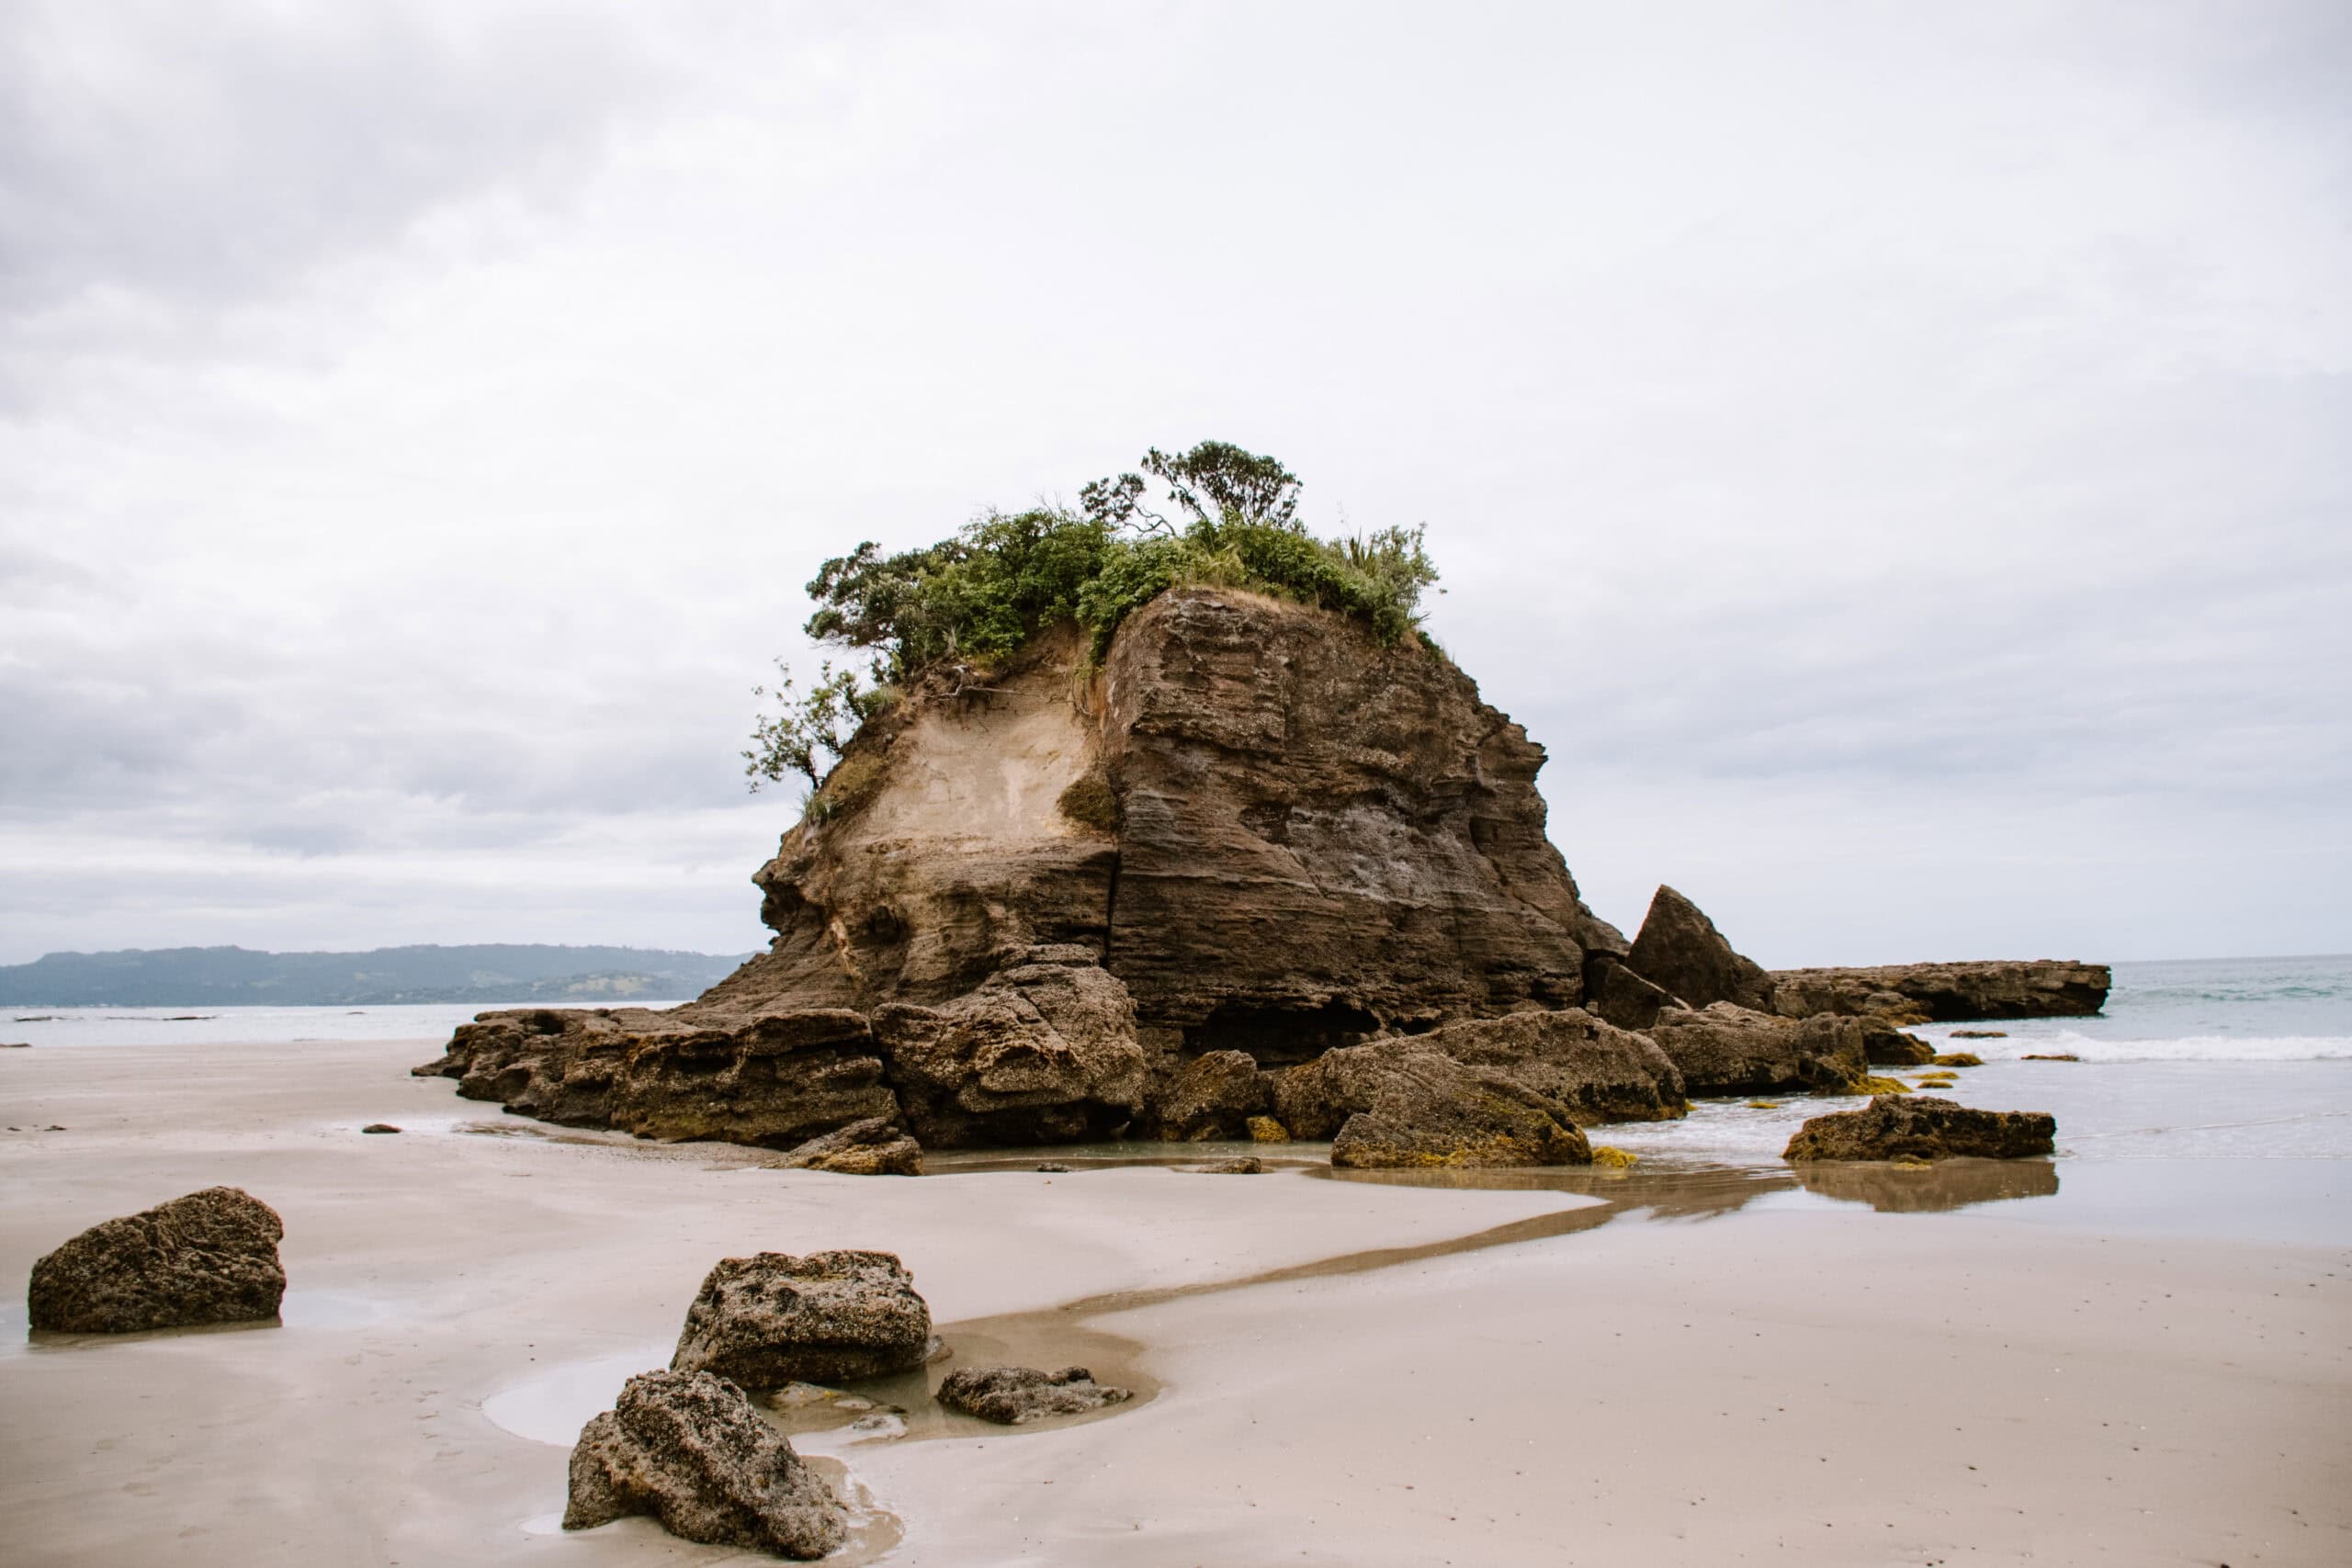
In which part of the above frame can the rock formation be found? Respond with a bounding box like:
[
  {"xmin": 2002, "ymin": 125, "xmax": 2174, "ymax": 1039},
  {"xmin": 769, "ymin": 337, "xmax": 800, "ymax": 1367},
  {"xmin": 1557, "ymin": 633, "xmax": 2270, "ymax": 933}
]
[
  {"xmin": 1766, "ymin": 962, "xmax": 2109, "ymax": 1021},
  {"xmin": 937, "ymin": 1365, "xmax": 1132, "ymax": 1424},
  {"xmin": 1619, "ymin": 885, "xmax": 1772, "ymax": 1011},
  {"xmin": 564, "ymin": 1369, "xmax": 844, "ymax": 1557},
  {"xmin": 1644, "ymin": 1005, "xmax": 1865, "ymax": 1096},
  {"xmin": 28, "ymin": 1187, "xmax": 286, "ymax": 1334},
  {"xmin": 413, "ymin": 588, "xmax": 2107, "ymax": 1151},
  {"xmin": 671, "ymin": 1251, "xmax": 933, "ymax": 1389},
  {"xmin": 1782, "ymin": 1097, "xmax": 2058, "ymax": 1161}
]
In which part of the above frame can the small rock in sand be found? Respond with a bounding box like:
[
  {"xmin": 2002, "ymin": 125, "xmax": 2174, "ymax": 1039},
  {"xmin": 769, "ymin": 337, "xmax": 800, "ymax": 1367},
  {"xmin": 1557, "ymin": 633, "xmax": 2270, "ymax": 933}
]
[
  {"xmin": 1187, "ymin": 1156, "xmax": 1263, "ymax": 1174},
  {"xmin": 28, "ymin": 1186, "xmax": 286, "ymax": 1333},
  {"xmin": 566, "ymin": 1369, "xmax": 844, "ymax": 1558},
  {"xmin": 361, "ymin": 1123, "xmax": 401, "ymax": 1134},
  {"xmin": 936, "ymin": 1365, "xmax": 1132, "ymax": 1424},
  {"xmin": 671, "ymin": 1250, "xmax": 933, "ymax": 1389}
]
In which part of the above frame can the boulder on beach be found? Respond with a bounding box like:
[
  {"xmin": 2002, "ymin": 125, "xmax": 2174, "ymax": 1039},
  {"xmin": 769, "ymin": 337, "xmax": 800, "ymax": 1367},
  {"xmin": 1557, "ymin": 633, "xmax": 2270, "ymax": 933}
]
[
  {"xmin": 1782, "ymin": 1096, "xmax": 2056, "ymax": 1162},
  {"xmin": 1155, "ymin": 1048, "xmax": 1271, "ymax": 1140},
  {"xmin": 671, "ymin": 1250, "xmax": 933, "ymax": 1389},
  {"xmin": 1644, "ymin": 1004, "xmax": 1865, "ymax": 1096},
  {"xmin": 1185, "ymin": 1156, "xmax": 1263, "ymax": 1174},
  {"xmin": 28, "ymin": 1186, "xmax": 286, "ymax": 1334},
  {"xmin": 1585, "ymin": 959, "xmax": 1679, "ymax": 1032},
  {"xmin": 777, "ymin": 1116, "xmax": 922, "ymax": 1176},
  {"xmin": 1416, "ymin": 1007, "xmax": 1688, "ymax": 1123},
  {"xmin": 1307, "ymin": 1049, "xmax": 1589, "ymax": 1168},
  {"xmin": 565, "ymin": 1369, "xmax": 844, "ymax": 1558},
  {"xmin": 936, "ymin": 1365, "xmax": 1132, "ymax": 1424}
]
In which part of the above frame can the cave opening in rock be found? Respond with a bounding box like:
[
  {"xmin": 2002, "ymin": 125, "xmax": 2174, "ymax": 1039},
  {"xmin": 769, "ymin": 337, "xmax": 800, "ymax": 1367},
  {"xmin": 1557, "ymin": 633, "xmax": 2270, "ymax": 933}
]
[{"xmin": 1181, "ymin": 999, "xmax": 1381, "ymax": 1067}]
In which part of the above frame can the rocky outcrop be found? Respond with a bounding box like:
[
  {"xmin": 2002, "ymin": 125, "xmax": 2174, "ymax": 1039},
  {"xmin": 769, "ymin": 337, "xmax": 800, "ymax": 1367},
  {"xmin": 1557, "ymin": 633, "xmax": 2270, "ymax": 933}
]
[
  {"xmin": 565, "ymin": 1370, "xmax": 844, "ymax": 1558},
  {"xmin": 872, "ymin": 950, "xmax": 1146, "ymax": 1145},
  {"xmin": 671, "ymin": 1251, "xmax": 932, "ymax": 1389},
  {"xmin": 936, "ymin": 1365, "xmax": 1132, "ymax": 1424},
  {"xmin": 1290, "ymin": 1048, "xmax": 1590, "ymax": 1168},
  {"xmin": 777, "ymin": 1117, "xmax": 922, "ymax": 1176},
  {"xmin": 1416, "ymin": 1008, "xmax": 1687, "ymax": 1122},
  {"xmin": 1782, "ymin": 1097, "xmax": 2057, "ymax": 1161},
  {"xmin": 1860, "ymin": 1018, "xmax": 1938, "ymax": 1066},
  {"xmin": 1767, "ymin": 962, "xmax": 2109, "ymax": 1021},
  {"xmin": 28, "ymin": 1187, "xmax": 285, "ymax": 1334},
  {"xmin": 413, "ymin": 588, "xmax": 2104, "ymax": 1153},
  {"xmin": 1645, "ymin": 1005, "xmax": 1865, "ymax": 1096},
  {"xmin": 1622, "ymin": 886, "xmax": 1771, "ymax": 1011}
]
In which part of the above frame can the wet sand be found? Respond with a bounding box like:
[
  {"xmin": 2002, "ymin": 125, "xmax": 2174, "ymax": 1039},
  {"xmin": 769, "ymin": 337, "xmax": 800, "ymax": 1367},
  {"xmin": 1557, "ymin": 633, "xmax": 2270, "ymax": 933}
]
[{"xmin": 3, "ymin": 1038, "xmax": 2346, "ymax": 1566}]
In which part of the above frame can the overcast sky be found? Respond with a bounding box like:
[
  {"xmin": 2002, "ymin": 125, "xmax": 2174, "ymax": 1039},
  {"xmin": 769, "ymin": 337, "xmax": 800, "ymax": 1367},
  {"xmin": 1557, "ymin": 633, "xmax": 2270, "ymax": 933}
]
[{"xmin": 2, "ymin": 1, "xmax": 2346, "ymax": 968}]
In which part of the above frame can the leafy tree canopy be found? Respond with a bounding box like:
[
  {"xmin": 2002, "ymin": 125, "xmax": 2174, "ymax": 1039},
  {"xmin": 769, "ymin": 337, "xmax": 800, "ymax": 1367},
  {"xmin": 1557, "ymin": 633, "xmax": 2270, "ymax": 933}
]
[{"xmin": 747, "ymin": 442, "xmax": 1440, "ymax": 795}]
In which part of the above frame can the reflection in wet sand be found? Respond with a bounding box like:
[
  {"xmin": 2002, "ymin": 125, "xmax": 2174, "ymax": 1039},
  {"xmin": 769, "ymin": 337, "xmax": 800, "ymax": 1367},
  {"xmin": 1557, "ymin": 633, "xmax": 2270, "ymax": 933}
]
[{"xmin": 1793, "ymin": 1158, "xmax": 2061, "ymax": 1213}]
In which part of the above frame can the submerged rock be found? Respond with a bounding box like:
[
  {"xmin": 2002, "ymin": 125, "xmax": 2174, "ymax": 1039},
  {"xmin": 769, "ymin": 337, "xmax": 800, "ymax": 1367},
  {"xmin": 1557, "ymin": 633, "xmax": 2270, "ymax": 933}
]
[
  {"xmin": 777, "ymin": 1116, "xmax": 922, "ymax": 1176},
  {"xmin": 936, "ymin": 1365, "xmax": 1132, "ymax": 1424},
  {"xmin": 1187, "ymin": 1156, "xmax": 1263, "ymax": 1174},
  {"xmin": 1645, "ymin": 1004, "xmax": 1864, "ymax": 1096},
  {"xmin": 28, "ymin": 1186, "xmax": 285, "ymax": 1334},
  {"xmin": 565, "ymin": 1369, "xmax": 844, "ymax": 1557},
  {"xmin": 1622, "ymin": 886, "xmax": 1772, "ymax": 1011},
  {"xmin": 671, "ymin": 1250, "xmax": 933, "ymax": 1389},
  {"xmin": 1782, "ymin": 1096, "xmax": 2056, "ymax": 1161},
  {"xmin": 1951, "ymin": 1029, "xmax": 2008, "ymax": 1039},
  {"xmin": 1932, "ymin": 1052, "xmax": 1984, "ymax": 1067}
]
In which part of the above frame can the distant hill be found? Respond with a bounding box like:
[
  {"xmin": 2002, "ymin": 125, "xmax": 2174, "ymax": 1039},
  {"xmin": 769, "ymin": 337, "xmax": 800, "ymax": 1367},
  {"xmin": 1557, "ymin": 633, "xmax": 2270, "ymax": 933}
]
[{"xmin": 0, "ymin": 944, "xmax": 758, "ymax": 1007}]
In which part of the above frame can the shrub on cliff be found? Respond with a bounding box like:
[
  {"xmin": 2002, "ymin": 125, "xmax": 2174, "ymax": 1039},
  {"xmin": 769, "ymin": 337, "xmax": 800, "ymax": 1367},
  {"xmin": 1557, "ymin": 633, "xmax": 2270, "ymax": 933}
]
[
  {"xmin": 748, "ymin": 443, "xmax": 1440, "ymax": 795},
  {"xmin": 806, "ymin": 441, "xmax": 1438, "ymax": 675}
]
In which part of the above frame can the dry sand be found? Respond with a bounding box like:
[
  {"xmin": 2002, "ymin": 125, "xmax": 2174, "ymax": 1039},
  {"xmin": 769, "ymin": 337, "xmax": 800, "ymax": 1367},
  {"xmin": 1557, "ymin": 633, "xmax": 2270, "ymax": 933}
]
[{"xmin": 3, "ymin": 1038, "xmax": 2346, "ymax": 1566}]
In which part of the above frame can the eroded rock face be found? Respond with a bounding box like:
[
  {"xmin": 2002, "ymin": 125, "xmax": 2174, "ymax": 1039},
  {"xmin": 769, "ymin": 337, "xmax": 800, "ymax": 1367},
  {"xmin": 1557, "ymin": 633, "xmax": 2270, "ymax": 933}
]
[
  {"xmin": 28, "ymin": 1187, "xmax": 285, "ymax": 1334},
  {"xmin": 1782, "ymin": 1096, "xmax": 2058, "ymax": 1161},
  {"xmin": 1768, "ymin": 962, "xmax": 2110, "ymax": 1021},
  {"xmin": 564, "ymin": 1369, "xmax": 844, "ymax": 1558},
  {"xmin": 1646, "ymin": 1005, "xmax": 1865, "ymax": 1096},
  {"xmin": 671, "ymin": 1251, "xmax": 932, "ymax": 1388},
  {"xmin": 1623, "ymin": 886, "xmax": 1771, "ymax": 1011},
  {"xmin": 1860, "ymin": 1018, "xmax": 1938, "ymax": 1066},
  {"xmin": 937, "ymin": 1365, "xmax": 1132, "ymax": 1424}
]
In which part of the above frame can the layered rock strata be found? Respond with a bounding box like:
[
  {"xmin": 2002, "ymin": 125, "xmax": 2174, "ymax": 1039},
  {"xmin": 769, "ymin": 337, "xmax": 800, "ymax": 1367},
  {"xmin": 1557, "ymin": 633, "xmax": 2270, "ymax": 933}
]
[{"xmin": 1766, "ymin": 962, "xmax": 2110, "ymax": 1021}]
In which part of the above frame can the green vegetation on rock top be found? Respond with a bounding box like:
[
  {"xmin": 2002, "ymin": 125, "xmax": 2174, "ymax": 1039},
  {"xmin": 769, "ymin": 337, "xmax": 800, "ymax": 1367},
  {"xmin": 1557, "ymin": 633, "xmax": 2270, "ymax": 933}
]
[{"xmin": 746, "ymin": 442, "xmax": 1441, "ymax": 793}]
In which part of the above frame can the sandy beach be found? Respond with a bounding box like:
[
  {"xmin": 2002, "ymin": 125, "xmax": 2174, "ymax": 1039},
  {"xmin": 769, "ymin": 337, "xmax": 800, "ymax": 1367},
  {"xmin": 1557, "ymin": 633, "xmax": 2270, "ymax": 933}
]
[{"xmin": 4, "ymin": 1036, "xmax": 2347, "ymax": 1567}]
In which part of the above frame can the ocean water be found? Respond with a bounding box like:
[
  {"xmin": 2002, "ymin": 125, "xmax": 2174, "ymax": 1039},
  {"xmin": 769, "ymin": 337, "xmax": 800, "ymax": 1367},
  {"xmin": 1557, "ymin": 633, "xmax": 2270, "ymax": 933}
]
[
  {"xmin": 1589, "ymin": 955, "xmax": 2352, "ymax": 1243},
  {"xmin": 0, "ymin": 1001, "xmax": 693, "ymax": 1048}
]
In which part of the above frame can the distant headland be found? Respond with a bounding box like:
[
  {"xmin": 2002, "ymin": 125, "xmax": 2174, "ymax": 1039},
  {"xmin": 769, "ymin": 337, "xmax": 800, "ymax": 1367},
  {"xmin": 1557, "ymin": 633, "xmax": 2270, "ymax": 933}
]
[{"xmin": 0, "ymin": 944, "xmax": 757, "ymax": 1008}]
